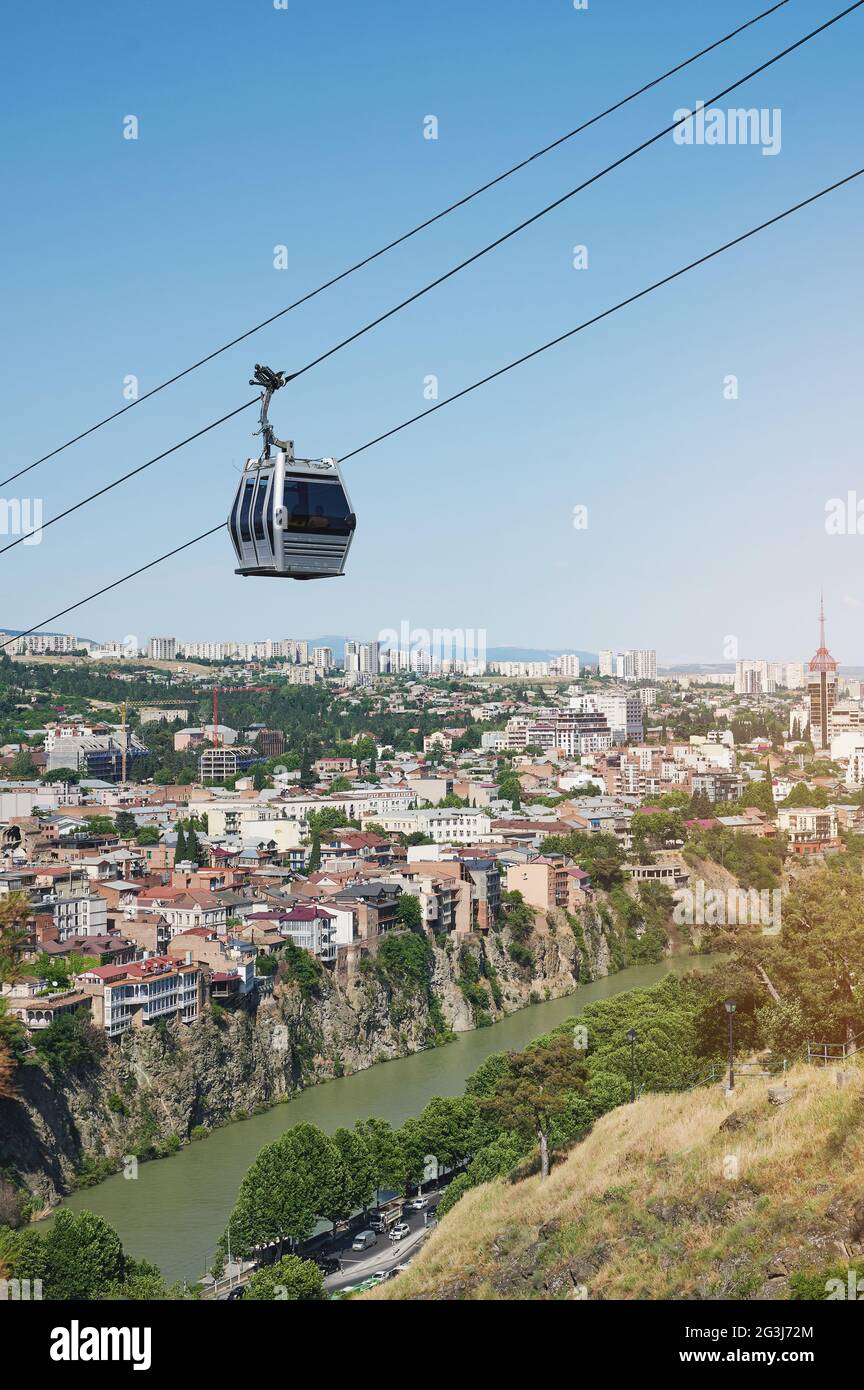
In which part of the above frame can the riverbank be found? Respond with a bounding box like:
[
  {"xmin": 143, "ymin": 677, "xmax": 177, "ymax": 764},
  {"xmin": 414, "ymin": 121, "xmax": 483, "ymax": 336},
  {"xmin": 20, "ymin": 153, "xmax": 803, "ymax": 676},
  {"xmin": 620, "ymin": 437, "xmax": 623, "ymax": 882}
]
[
  {"xmin": 55, "ymin": 952, "xmax": 724, "ymax": 1284},
  {"xmin": 2, "ymin": 903, "xmax": 622, "ymax": 1211}
]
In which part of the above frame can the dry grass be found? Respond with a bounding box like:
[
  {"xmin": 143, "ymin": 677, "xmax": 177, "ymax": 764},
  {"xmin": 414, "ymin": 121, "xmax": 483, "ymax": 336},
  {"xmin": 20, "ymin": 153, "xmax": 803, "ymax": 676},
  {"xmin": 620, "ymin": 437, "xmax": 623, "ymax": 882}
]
[{"xmin": 367, "ymin": 1064, "xmax": 864, "ymax": 1300}]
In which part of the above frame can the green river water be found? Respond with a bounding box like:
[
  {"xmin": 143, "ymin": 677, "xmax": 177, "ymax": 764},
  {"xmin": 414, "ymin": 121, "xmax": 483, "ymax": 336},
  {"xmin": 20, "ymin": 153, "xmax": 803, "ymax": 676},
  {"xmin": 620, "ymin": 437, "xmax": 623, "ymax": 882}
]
[{"xmin": 56, "ymin": 953, "xmax": 723, "ymax": 1283}]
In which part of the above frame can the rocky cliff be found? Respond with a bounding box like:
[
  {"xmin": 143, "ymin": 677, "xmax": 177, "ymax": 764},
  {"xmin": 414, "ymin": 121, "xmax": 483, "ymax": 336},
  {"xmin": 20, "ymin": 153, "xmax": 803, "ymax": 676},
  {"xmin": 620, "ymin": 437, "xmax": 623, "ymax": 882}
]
[{"xmin": 0, "ymin": 904, "xmax": 630, "ymax": 1210}]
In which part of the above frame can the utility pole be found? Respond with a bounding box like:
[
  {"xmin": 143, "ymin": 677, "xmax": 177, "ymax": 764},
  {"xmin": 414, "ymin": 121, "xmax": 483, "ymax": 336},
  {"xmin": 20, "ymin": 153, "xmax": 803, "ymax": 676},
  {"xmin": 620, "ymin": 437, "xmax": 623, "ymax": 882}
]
[{"xmin": 725, "ymin": 998, "xmax": 736, "ymax": 1090}]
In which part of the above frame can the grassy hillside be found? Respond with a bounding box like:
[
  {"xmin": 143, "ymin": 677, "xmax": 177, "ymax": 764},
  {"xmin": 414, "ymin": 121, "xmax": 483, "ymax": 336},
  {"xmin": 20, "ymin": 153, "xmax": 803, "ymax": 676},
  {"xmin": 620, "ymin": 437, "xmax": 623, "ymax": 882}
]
[{"xmin": 368, "ymin": 1064, "xmax": 864, "ymax": 1300}]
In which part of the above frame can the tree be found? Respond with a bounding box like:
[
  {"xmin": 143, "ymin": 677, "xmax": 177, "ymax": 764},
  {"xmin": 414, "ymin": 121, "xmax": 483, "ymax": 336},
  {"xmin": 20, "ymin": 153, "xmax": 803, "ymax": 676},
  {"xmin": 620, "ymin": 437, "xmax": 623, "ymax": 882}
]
[
  {"xmin": 9, "ymin": 749, "xmax": 38, "ymax": 778},
  {"xmin": 332, "ymin": 1127, "xmax": 376, "ymax": 1214},
  {"xmin": 135, "ymin": 824, "xmax": 161, "ymax": 846},
  {"xmin": 174, "ymin": 825, "xmax": 188, "ymax": 864},
  {"xmin": 186, "ymin": 826, "xmax": 202, "ymax": 865},
  {"xmin": 17, "ymin": 1210, "xmax": 126, "ymax": 1300},
  {"xmin": 243, "ymin": 1255, "xmax": 326, "ymax": 1301},
  {"xmin": 114, "ymin": 811, "xmax": 137, "ymax": 838},
  {"xmin": 539, "ymin": 831, "xmax": 624, "ymax": 889},
  {"xmin": 34, "ymin": 1010, "xmax": 107, "ymax": 1073},
  {"xmin": 395, "ymin": 894, "xmax": 422, "ymax": 930},
  {"xmin": 354, "ymin": 1117, "xmax": 407, "ymax": 1201},
  {"xmin": 747, "ymin": 864, "xmax": 864, "ymax": 1047},
  {"xmin": 0, "ymin": 1035, "xmax": 16, "ymax": 1100},
  {"xmin": 42, "ymin": 767, "xmax": 81, "ymax": 784},
  {"xmin": 82, "ymin": 815, "xmax": 116, "ymax": 836},
  {"xmin": 221, "ymin": 1123, "xmax": 346, "ymax": 1261},
  {"xmin": 0, "ymin": 892, "xmax": 33, "ymax": 984},
  {"xmin": 398, "ymin": 1095, "xmax": 484, "ymax": 1184},
  {"xmin": 478, "ymin": 1036, "xmax": 589, "ymax": 1179}
]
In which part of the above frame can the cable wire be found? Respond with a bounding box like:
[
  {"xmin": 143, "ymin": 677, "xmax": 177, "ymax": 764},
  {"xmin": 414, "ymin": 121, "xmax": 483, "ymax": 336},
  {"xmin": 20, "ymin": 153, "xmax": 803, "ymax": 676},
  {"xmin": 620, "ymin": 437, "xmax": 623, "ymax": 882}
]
[
  {"xmin": 3, "ymin": 0, "xmax": 859, "ymax": 557},
  {"xmin": 2, "ymin": 0, "xmax": 791, "ymax": 489},
  {"xmin": 4, "ymin": 165, "xmax": 859, "ymax": 650}
]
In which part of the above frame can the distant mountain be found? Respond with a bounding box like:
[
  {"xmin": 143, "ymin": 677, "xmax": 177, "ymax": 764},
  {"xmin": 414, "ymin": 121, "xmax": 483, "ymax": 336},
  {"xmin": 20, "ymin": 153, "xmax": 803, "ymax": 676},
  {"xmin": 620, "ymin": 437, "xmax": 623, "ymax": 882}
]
[
  {"xmin": 307, "ymin": 636, "xmax": 598, "ymax": 664},
  {"xmin": 0, "ymin": 627, "xmax": 98, "ymax": 643}
]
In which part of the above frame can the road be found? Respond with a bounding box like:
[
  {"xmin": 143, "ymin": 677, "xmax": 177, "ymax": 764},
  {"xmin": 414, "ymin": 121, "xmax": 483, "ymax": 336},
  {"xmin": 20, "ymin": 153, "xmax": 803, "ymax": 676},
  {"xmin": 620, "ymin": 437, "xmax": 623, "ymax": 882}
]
[{"xmin": 325, "ymin": 1202, "xmax": 438, "ymax": 1294}]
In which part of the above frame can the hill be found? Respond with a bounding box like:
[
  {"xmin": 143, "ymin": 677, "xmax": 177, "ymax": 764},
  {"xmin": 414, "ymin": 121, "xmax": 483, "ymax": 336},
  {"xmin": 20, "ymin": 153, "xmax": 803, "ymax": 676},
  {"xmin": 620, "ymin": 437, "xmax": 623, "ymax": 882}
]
[{"xmin": 368, "ymin": 1063, "xmax": 864, "ymax": 1301}]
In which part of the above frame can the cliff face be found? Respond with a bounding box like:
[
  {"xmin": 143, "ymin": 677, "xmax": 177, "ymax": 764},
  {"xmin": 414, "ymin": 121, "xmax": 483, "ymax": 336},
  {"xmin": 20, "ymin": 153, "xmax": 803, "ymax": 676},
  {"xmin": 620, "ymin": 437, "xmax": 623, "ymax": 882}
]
[{"xmin": 0, "ymin": 906, "xmax": 622, "ymax": 1209}]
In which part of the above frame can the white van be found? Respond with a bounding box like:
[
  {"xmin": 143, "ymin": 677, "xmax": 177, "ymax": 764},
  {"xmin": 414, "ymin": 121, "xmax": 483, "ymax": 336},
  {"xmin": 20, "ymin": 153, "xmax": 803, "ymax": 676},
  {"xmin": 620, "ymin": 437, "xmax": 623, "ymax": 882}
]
[{"xmin": 351, "ymin": 1230, "xmax": 378, "ymax": 1251}]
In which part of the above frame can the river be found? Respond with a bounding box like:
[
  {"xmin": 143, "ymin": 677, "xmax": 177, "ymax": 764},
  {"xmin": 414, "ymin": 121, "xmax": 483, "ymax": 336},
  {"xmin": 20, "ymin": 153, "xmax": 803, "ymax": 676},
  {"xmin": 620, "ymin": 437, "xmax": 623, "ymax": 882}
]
[{"xmin": 58, "ymin": 953, "xmax": 722, "ymax": 1283}]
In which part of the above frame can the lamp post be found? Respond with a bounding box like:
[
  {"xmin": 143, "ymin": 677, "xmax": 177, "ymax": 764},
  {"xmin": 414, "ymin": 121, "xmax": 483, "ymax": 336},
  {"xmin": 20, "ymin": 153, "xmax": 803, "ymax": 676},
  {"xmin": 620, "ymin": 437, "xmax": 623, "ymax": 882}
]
[
  {"xmin": 626, "ymin": 1028, "xmax": 638, "ymax": 1103},
  {"xmin": 724, "ymin": 999, "xmax": 736, "ymax": 1091}
]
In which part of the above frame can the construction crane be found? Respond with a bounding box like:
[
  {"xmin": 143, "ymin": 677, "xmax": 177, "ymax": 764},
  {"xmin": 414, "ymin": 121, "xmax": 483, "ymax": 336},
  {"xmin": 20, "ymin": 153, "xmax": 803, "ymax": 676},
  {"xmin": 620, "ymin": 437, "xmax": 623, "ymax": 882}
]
[
  {"xmin": 117, "ymin": 699, "xmax": 193, "ymax": 783},
  {"xmin": 210, "ymin": 686, "xmax": 275, "ymax": 749}
]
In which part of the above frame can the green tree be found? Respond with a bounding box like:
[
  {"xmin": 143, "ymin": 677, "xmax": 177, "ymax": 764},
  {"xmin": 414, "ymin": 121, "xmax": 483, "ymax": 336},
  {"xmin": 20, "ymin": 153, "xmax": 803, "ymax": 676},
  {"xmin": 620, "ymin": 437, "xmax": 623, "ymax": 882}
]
[
  {"xmin": 17, "ymin": 1210, "xmax": 125, "ymax": 1300},
  {"xmin": 9, "ymin": 748, "xmax": 38, "ymax": 778},
  {"xmin": 354, "ymin": 1117, "xmax": 407, "ymax": 1201},
  {"xmin": 135, "ymin": 825, "xmax": 161, "ymax": 846},
  {"xmin": 114, "ymin": 811, "xmax": 137, "ymax": 838},
  {"xmin": 221, "ymin": 1123, "xmax": 344, "ymax": 1261},
  {"xmin": 478, "ymin": 1036, "xmax": 589, "ymax": 1179},
  {"xmin": 332, "ymin": 1126, "xmax": 376, "ymax": 1214},
  {"xmin": 174, "ymin": 824, "xmax": 188, "ymax": 864},
  {"xmin": 243, "ymin": 1254, "xmax": 326, "ymax": 1301},
  {"xmin": 395, "ymin": 894, "xmax": 422, "ymax": 930}
]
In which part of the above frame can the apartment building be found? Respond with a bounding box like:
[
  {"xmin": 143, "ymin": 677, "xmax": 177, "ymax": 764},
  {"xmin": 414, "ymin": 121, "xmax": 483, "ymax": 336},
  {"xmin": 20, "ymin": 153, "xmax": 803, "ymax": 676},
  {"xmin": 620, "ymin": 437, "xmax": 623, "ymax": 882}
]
[
  {"xmin": 776, "ymin": 806, "xmax": 841, "ymax": 855},
  {"xmin": 361, "ymin": 806, "xmax": 492, "ymax": 845},
  {"xmin": 48, "ymin": 892, "xmax": 108, "ymax": 940},
  {"xmin": 586, "ymin": 693, "xmax": 644, "ymax": 743},
  {"xmin": 505, "ymin": 857, "xmax": 591, "ymax": 913},
  {"xmin": 78, "ymin": 956, "xmax": 203, "ymax": 1037},
  {"xmin": 134, "ymin": 888, "xmax": 227, "ymax": 935},
  {"xmin": 147, "ymin": 637, "xmax": 177, "ymax": 661}
]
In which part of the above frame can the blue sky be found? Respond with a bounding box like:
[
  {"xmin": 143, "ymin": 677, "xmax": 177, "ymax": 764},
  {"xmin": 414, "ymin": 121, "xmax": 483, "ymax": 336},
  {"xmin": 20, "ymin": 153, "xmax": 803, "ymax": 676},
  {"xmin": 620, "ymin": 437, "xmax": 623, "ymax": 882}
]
[{"xmin": 0, "ymin": 0, "xmax": 861, "ymax": 663}]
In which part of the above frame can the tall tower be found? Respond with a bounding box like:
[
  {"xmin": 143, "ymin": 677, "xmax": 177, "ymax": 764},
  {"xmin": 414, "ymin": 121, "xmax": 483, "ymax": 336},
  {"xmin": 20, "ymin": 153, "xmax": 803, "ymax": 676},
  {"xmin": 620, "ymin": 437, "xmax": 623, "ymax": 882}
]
[{"xmin": 807, "ymin": 594, "xmax": 838, "ymax": 751}]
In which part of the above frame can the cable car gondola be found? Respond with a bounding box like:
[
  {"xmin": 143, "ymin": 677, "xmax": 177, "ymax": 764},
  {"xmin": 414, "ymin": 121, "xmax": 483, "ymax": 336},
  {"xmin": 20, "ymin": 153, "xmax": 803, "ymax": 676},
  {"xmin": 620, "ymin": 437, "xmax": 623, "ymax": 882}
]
[{"xmin": 229, "ymin": 365, "xmax": 356, "ymax": 580}]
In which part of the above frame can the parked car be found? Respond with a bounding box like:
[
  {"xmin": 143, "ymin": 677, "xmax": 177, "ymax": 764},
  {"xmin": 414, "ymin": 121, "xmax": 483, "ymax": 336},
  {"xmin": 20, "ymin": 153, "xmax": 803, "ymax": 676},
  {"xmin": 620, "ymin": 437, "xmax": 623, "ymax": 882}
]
[
  {"xmin": 406, "ymin": 1196, "xmax": 428, "ymax": 1211},
  {"xmin": 388, "ymin": 1222, "xmax": 411, "ymax": 1242},
  {"xmin": 315, "ymin": 1255, "xmax": 341, "ymax": 1275},
  {"xmin": 351, "ymin": 1230, "xmax": 378, "ymax": 1251}
]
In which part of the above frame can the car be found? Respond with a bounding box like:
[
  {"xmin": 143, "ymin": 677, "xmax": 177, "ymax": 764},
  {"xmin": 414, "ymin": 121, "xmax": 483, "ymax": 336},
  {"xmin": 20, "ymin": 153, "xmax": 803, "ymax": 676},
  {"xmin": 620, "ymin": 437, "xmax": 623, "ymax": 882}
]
[
  {"xmin": 351, "ymin": 1230, "xmax": 378, "ymax": 1251},
  {"xmin": 315, "ymin": 1255, "xmax": 341, "ymax": 1276},
  {"xmin": 388, "ymin": 1222, "xmax": 411, "ymax": 1242},
  {"xmin": 368, "ymin": 1271, "xmax": 390, "ymax": 1284},
  {"xmin": 225, "ymin": 1286, "xmax": 245, "ymax": 1301},
  {"xmin": 406, "ymin": 1196, "xmax": 428, "ymax": 1211}
]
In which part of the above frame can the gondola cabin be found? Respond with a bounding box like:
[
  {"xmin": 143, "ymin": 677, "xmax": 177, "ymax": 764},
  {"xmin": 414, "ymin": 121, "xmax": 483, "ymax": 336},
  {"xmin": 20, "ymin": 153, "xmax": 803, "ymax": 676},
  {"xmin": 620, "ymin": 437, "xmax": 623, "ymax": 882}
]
[{"xmin": 229, "ymin": 445, "xmax": 356, "ymax": 580}]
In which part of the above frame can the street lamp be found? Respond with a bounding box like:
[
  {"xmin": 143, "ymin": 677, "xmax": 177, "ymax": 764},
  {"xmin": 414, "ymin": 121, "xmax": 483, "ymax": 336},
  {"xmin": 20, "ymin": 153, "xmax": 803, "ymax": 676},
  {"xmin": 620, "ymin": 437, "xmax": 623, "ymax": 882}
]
[
  {"xmin": 724, "ymin": 999, "xmax": 736, "ymax": 1090},
  {"xmin": 626, "ymin": 1028, "xmax": 638, "ymax": 1103}
]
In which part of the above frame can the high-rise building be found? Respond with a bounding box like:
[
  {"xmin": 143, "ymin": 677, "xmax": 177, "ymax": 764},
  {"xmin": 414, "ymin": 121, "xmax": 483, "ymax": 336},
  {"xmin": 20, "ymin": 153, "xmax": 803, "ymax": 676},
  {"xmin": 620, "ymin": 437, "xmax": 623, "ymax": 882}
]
[
  {"xmin": 551, "ymin": 653, "xmax": 580, "ymax": 678},
  {"xmin": 613, "ymin": 649, "xmax": 657, "ymax": 682},
  {"xmin": 313, "ymin": 646, "xmax": 334, "ymax": 671},
  {"xmin": 598, "ymin": 650, "xmax": 614, "ymax": 678},
  {"xmin": 807, "ymin": 596, "xmax": 838, "ymax": 752},
  {"xmin": 147, "ymin": 637, "xmax": 177, "ymax": 661},
  {"xmin": 734, "ymin": 659, "xmax": 775, "ymax": 696}
]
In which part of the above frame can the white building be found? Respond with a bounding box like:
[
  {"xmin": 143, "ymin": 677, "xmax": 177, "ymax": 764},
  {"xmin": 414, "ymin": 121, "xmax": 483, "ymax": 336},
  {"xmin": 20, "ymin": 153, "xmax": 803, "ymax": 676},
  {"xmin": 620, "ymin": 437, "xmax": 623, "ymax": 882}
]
[
  {"xmin": 147, "ymin": 637, "xmax": 177, "ymax": 661},
  {"xmin": 584, "ymin": 694, "xmax": 644, "ymax": 744},
  {"xmin": 362, "ymin": 807, "xmax": 492, "ymax": 844}
]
